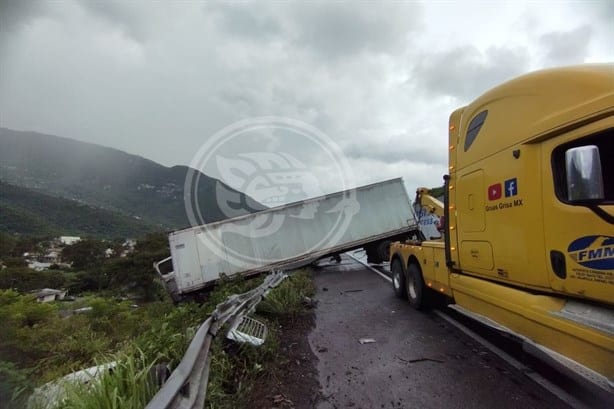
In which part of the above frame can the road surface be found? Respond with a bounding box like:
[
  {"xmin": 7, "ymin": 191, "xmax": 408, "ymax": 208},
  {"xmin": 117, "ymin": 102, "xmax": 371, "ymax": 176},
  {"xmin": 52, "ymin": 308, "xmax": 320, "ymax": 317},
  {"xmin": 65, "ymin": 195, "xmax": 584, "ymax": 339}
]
[{"xmin": 308, "ymin": 255, "xmax": 569, "ymax": 409}]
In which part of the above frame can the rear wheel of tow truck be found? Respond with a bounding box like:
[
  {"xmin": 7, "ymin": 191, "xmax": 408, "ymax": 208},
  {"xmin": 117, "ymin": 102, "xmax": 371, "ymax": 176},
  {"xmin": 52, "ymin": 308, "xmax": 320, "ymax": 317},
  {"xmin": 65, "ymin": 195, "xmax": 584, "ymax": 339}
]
[
  {"xmin": 391, "ymin": 258, "xmax": 407, "ymax": 299},
  {"xmin": 406, "ymin": 262, "xmax": 428, "ymax": 309}
]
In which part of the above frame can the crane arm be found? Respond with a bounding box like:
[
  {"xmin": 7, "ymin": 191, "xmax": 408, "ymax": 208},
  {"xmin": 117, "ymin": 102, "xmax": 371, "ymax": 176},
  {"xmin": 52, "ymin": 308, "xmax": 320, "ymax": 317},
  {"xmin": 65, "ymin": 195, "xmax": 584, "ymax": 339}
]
[{"xmin": 415, "ymin": 187, "xmax": 444, "ymax": 218}]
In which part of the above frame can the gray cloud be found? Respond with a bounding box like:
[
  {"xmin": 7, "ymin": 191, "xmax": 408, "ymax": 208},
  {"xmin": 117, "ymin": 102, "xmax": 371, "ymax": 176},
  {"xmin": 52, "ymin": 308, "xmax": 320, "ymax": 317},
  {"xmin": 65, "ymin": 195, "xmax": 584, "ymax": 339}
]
[
  {"xmin": 576, "ymin": 0, "xmax": 614, "ymax": 23},
  {"xmin": 290, "ymin": 2, "xmax": 422, "ymax": 59},
  {"xmin": 539, "ymin": 25, "xmax": 593, "ymax": 65},
  {"xmin": 0, "ymin": 0, "xmax": 46, "ymax": 33},
  {"xmin": 0, "ymin": 0, "xmax": 52, "ymax": 56},
  {"xmin": 209, "ymin": 3, "xmax": 281, "ymax": 41},
  {"xmin": 76, "ymin": 0, "xmax": 149, "ymax": 43},
  {"xmin": 344, "ymin": 137, "xmax": 446, "ymax": 166},
  {"xmin": 410, "ymin": 45, "xmax": 530, "ymax": 101},
  {"xmin": 0, "ymin": 1, "xmax": 611, "ymax": 198}
]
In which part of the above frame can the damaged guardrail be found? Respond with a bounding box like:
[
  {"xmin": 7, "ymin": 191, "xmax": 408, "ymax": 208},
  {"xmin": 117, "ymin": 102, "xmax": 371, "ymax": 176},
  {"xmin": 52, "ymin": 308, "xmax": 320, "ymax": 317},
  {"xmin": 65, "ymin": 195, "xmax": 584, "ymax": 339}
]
[{"xmin": 145, "ymin": 270, "xmax": 287, "ymax": 409}]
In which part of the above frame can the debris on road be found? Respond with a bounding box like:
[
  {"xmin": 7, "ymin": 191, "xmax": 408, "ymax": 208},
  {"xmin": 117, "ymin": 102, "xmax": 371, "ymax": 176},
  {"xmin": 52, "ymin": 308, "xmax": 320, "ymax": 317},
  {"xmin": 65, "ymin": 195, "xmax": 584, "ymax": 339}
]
[
  {"xmin": 395, "ymin": 355, "xmax": 444, "ymax": 364},
  {"xmin": 342, "ymin": 289, "xmax": 364, "ymax": 293},
  {"xmin": 409, "ymin": 358, "xmax": 444, "ymax": 364},
  {"xmin": 302, "ymin": 296, "xmax": 318, "ymax": 309},
  {"xmin": 272, "ymin": 393, "xmax": 294, "ymax": 408},
  {"xmin": 358, "ymin": 338, "xmax": 376, "ymax": 344}
]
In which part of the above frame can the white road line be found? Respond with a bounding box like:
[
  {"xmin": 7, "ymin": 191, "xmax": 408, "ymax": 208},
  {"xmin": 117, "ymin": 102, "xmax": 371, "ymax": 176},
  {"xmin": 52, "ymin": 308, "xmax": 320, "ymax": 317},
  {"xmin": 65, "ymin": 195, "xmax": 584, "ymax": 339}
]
[
  {"xmin": 347, "ymin": 252, "xmax": 392, "ymax": 283},
  {"xmin": 352, "ymin": 252, "xmax": 594, "ymax": 409},
  {"xmin": 434, "ymin": 310, "xmax": 590, "ymax": 409}
]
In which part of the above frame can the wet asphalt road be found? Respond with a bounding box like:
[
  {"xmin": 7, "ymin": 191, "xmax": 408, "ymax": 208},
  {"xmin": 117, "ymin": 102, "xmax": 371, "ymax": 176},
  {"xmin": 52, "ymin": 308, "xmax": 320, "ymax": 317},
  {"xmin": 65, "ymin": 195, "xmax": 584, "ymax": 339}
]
[{"xmin": 308, "ymin": 255, "xmax": 569, "ymax": 409}]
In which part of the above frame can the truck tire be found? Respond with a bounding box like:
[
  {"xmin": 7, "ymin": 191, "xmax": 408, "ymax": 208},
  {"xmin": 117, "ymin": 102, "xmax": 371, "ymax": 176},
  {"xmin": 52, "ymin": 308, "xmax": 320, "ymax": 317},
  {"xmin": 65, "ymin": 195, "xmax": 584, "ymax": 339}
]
[
  {"xmin": 406, "ymin": 262, "xmax": 428, "ymax": 310},
  {"xmin": 391, "ymin": 258, "xmax": 407, "ymax": 299}
]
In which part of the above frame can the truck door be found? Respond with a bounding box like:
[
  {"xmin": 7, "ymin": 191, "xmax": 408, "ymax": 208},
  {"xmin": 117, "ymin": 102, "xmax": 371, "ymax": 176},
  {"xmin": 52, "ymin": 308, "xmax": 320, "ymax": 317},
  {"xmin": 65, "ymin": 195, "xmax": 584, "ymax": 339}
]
[
  {"xmin": 170, "ymin": 231, "xmax": 204, "ymax": 292},
  {"xmin": 457, "ymin": 142, "xmax": 548, "ymax": 288},
  {"xmin": 541, "ymin": 122, "xmax": 614, "ymax": 303},
  {"xmin": 457, "ymin": 169, "xmax": 494, "ymax": 273}
]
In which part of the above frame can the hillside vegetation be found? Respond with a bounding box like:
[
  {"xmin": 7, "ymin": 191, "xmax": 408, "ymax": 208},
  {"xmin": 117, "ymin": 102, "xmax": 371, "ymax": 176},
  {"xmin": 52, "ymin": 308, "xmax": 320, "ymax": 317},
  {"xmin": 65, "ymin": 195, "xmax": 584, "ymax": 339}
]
[
  {"xmin": 0, "ymin": 128, "xmax": 264, "ymax": 230},
  {"xmin": 0, "ymin": 230, "xmax": 315, "ymax": 409},
  {"xmin": 0, "ymin": 182, "xmax": 160, "ymax": 238}
]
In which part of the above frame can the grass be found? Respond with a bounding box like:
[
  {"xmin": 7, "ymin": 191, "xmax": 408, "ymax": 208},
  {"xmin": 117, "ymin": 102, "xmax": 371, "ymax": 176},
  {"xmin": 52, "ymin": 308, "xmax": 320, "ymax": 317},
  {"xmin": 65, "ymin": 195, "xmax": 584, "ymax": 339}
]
[
  {"xmin": 21, "ymin": 269, "xmax": 315, "ymax": 409},
  {"xmin": 29, "ymin": 350, "xmax": 158, "ymax": 409},
  {"xmin": 205, "ymin": 334, "xmax": 279, "ymax": 409},
  {"xmin": 206, "ymin": 269, "xmax": 315, "ymax": 408},
  {"xmin": 257, "ymin": 270, "xmax": 316, "ymax": 316}
]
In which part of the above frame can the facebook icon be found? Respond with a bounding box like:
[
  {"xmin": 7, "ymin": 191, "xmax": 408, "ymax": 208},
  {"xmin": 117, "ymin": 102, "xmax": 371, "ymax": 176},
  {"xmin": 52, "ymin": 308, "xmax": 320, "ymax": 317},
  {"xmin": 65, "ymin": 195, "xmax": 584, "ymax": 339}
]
[{"xmin": 504, "ymin": 178, "xmax": 518, "ymax": 197}]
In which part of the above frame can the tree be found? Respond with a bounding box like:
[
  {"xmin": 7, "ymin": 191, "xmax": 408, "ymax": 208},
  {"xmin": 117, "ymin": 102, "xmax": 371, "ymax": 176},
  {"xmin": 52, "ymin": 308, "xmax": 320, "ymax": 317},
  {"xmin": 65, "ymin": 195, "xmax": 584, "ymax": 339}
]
[
  {"xmin": 0, "ymin": 233, "xmax": 17, "ymax": 259},
  {"xmin": 61, "ymin": 239, "xmax": 106, "ymax": 270},
  {"xmin": 10, "ymin": 236, "xmax": 49, "ymax": 258},
  {"xmin": 0, "ymin": 268, "xmax": 68, "ymax": 292},
  {"xmin": 2, "ymin": 258, "xmax": 26, "ymax": 268},
  {"xmin": 135, "ymin": 232, "xmax": 168, "ymax": 253},
  {"xmin": 99, "ymin": 233, "xmax": 169, "ymax": 300}
]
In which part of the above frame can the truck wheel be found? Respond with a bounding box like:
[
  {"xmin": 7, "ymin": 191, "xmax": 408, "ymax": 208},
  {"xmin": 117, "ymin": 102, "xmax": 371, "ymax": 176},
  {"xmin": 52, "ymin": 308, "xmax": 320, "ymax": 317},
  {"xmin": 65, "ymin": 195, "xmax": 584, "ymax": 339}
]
[
  {"xmin": 391, "ymin": 258, "xmax": 407, "ymax": 299},
  {"xmin": 406, "ymin": 263, "xmax": 428, "ymax": 310}
]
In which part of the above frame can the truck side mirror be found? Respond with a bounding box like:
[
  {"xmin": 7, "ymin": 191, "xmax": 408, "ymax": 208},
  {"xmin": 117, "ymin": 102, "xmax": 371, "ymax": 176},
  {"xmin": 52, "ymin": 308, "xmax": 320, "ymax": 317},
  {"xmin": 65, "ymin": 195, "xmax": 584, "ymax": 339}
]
[{"xmin": 565, "ymin": 145, "xmax": 604, "ymax": 201}]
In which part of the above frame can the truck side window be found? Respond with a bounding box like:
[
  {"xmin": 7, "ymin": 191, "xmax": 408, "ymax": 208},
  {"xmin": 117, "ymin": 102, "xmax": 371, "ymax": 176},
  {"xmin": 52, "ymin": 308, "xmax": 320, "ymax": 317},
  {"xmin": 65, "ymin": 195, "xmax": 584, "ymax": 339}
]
[
  {"xmin": 551, "ymin": 127, "xmax": 613, "ymax": 204},
  {"xmin": 464, "ymin": 110, "xmax": 488, "ymax": 151}
]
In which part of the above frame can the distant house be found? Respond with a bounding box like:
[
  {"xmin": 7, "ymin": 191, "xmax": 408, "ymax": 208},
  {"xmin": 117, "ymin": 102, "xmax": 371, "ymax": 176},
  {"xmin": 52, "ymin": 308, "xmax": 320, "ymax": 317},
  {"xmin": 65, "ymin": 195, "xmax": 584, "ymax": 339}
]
[
  {"xmin": 59, "ymin": 236, "xmax": 81, "ymax": 246},
  {"xmin": 121, "ymin": 239, "xmax": 137, "ymax": 257},
  {"xmin": 44, "ymin": 251, "xmax": 60, "ymax": 263},
  {"xmin": 29, "ymin": 261, "xmax": 52, "ymax": 271},
  {"xmin": 123, "ymin": 239, "xmax": 137, "ymax": 248},
  {"xmin": 36, "ymin": 288, "xmax": 66, "ymax": 303},
  {"xmin": 104, "ymin": 248, "xmax": 115, "ymax": 258}
]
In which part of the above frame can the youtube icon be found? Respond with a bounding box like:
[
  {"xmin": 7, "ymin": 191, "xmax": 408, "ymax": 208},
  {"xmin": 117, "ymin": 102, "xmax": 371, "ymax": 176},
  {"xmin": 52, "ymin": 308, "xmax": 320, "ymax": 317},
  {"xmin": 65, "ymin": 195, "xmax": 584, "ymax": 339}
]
[{"xmin": 488, "ymin": 183, "xmax": 502, "ymax": 200}]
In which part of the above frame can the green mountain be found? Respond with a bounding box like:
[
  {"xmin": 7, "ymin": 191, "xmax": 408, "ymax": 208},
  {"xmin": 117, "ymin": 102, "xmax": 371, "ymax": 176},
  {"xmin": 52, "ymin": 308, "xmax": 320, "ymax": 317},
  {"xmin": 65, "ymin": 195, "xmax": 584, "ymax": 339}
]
[
  {"xmin": 0, "ymin": 181, "xmax": 160, "ymax": 238},
  {"xmin": 0, "ymin": 128, "xmax": 264, "ymax": 231}
]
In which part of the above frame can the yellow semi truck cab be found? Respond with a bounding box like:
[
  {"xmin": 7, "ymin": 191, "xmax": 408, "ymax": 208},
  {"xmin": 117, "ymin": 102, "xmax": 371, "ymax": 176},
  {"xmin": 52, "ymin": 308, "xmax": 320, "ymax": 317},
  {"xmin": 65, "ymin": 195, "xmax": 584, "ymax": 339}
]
[{"xmin": 390, "ymin": 65, "xmax": 614, "ymax": 394}]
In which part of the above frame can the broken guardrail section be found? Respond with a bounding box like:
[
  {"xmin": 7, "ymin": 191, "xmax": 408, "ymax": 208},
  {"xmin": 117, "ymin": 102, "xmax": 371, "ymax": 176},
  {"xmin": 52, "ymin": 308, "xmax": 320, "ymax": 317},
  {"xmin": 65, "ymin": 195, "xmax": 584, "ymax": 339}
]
[{"xmin": 145, "ymin": 270, "xmax": 287, "ymax": 409}]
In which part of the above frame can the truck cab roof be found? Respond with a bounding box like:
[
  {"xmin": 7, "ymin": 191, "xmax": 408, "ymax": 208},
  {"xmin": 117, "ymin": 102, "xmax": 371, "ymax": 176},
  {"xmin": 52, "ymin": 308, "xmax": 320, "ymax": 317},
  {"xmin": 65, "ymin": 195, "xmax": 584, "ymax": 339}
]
[{"xmin": 456, "ymin": 64, "xmax": 614, "ymax": 169}]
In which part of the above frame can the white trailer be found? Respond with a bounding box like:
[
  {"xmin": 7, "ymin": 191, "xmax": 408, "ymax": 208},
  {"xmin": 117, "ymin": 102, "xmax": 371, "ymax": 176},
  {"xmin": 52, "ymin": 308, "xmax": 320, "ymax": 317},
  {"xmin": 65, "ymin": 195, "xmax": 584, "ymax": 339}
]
[{"xmin": 155, "ymin": 178, "xmax": 417, "ymax": 300}]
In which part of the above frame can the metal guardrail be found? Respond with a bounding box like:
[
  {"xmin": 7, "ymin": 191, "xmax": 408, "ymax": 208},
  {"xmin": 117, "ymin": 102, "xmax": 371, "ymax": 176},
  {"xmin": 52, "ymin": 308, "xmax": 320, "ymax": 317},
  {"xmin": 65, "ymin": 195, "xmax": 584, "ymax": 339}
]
[{"xmin": 145, "ymin": 271, "xmax": 287, "ymax": 409}]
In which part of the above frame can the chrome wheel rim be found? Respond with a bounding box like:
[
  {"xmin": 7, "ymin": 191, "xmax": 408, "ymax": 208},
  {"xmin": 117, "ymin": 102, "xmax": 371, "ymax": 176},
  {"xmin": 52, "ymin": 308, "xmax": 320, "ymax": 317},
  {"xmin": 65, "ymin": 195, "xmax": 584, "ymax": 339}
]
[{"xmin": 408, "ymin": 275, "xmax": 417, "ymax": 299}]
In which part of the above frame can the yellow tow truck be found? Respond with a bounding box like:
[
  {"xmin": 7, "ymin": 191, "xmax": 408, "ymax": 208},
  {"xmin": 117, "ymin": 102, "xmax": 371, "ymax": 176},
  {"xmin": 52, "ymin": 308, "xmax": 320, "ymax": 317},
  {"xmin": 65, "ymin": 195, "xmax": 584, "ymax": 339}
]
[{"xmin": 390, "ymin": 64, "xmax": 614, "ymax": 394}]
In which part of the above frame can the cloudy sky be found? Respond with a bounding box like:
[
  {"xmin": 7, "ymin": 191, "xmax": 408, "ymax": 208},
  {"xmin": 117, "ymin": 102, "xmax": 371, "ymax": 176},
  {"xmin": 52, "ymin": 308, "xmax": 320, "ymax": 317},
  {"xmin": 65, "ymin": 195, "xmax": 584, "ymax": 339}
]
[{"xmin": 1, "ymin": 0, "xmax": 612, "ymax": 201}]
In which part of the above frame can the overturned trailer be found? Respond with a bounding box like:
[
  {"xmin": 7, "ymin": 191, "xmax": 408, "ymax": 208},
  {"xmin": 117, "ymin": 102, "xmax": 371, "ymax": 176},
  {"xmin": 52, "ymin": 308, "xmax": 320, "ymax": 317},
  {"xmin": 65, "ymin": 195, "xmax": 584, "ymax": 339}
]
[{"xmin": 155, "ymin": 178, "xmax": 418, "ymax": 301}]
